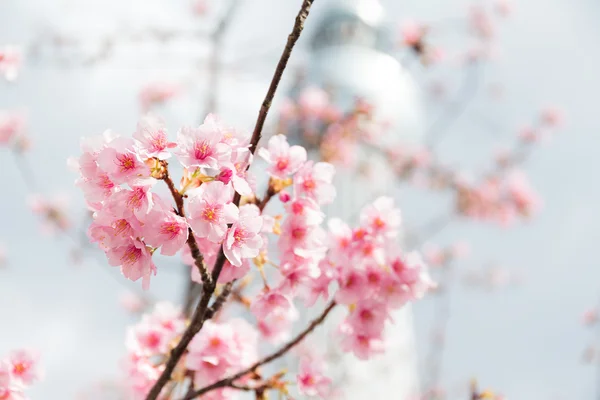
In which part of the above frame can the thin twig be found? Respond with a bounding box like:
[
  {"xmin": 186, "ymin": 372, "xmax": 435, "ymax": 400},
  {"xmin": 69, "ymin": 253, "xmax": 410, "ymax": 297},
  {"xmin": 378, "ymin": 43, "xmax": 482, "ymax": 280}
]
[
  {"xmin": 184, "ymin": 300, "xmax": 336, "ymax": 399},
  {"xmin": 162, "ymin": 169, "xmax": 211, "ymax": 287},
  {"xmin": 145, "ymin": 2, "xmax": 315, "ymax": 398}
]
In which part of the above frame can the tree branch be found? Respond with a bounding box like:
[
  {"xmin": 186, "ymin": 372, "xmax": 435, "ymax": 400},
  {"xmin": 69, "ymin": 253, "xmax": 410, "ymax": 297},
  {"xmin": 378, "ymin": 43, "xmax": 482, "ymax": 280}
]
[
  {"xmin": 145, "ymin": 2, "xmax": 316, "ymax": 398},
  {"xmin": 184, "ymin": 300, "xmax": 336, "ymax": 399}
]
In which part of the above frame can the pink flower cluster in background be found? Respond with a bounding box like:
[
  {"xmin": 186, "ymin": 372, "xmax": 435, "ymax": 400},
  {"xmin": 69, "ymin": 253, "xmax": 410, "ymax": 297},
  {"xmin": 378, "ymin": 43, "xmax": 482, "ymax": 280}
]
[{"xmin": 0, "ymin": 349, "xmax": 42, "ymax": 400}]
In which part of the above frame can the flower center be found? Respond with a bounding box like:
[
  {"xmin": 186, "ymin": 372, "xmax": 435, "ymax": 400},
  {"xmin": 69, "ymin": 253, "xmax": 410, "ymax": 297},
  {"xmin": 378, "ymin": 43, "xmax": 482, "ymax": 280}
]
[
  {"xmin": 118, "ymin": 154, "xmax": 136, "ymax": 171},
  {"xmin": 276, "ymin": 158, "xmax": 289, "ymax": 171},
  {"xmin": 194, "ymin": 141, "xmax": 211, "ymax": 160}
]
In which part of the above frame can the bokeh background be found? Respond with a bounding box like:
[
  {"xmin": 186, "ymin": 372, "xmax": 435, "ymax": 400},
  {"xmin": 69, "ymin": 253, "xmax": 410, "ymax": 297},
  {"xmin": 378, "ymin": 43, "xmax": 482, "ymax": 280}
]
[{"xmin": 1, "ymin": 0, "xmax": 599, "ymax": 398}]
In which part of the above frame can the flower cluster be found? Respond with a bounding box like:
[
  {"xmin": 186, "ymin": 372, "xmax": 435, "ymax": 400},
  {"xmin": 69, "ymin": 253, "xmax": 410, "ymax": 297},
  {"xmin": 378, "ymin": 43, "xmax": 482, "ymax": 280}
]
[
  {"xmin": 0, "ymin": 349, "xmax": 42, "ymax": 400},
  {"xmin": 124, "ymin": 302, "xmax": 186, "ymax": 399},
  {"xmin": 74, "ymin": 116, "xmax": 432, "ymax": 399},
  {"xmin": 186, "ymin": 319, "xmax": 258, "ymax": 396},
  {"xmin": 72, "ymin": 114, "xmax": 261, "ymax": 289}
]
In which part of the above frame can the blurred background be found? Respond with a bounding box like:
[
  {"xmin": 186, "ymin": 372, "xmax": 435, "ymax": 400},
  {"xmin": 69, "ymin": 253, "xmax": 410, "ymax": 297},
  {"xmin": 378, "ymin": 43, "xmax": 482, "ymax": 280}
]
[{"xmin": 1, "ymin": 0, "xmax": 599, "ymax": 398}]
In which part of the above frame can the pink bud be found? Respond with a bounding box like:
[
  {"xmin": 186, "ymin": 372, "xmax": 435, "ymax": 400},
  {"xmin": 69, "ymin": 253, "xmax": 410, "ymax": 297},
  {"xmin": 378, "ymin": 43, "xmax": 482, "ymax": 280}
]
[
  {"xmin": 279, "ymin": 191, "xmax": 291, "ymax": 203},
  {"xmin": 217, "ymin": 168, "xmax": 233, "ymax": 184}
]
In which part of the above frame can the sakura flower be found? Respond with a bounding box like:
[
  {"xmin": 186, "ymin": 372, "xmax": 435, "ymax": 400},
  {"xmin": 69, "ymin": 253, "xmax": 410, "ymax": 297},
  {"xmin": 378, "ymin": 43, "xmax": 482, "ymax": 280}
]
[
  {"xmin": 294, "ymin": 161, "xmax": 336, "ymax": 205},
  {"xmin": 186, "ymin": 319, "xmax": 258, "ymax": 387},
  {"xmin": 108, "ymin": 182, "xmax": 155, "ymax": 220},
  {"xmin": 359, "ymin": 196, "xmax": 401, "ymax": 237},
  {"xmin": 285, "ymin": 197, "xmax": 324, "ymax": 226},
  {"xmin": 224, "ymin": 204, "xmax": 263, "ymax": 267},
  {"xmin": 138, "ymin": 82, "xmax": 179, "ymax": 111},
  {"xmin": 225, "ymin": 147, "xmax": 253, "ymax": 196},
  {"xmin": 297, "ymin": 357, "xmax": 331, "ymax": 398},
  {"xmin": 339, "ymin": 324, "xmax": 384, "ymax": 360},
  {"xmin": 97, "ymin": 137, "xmax": 148, "ymax": 184},
  {"xmin": 142, "ymin": 200, "xmax": 189, "ymax": 256},
  {"xmin": 28, "ymin": 193, "xmax": 71, "ymax": 234},
  {"xmin": 250, "ymin": 290, "xmax": 295, "ymax": 320},
  {"xmin": 335, "ymin": 269, "xmax": 368, "ymax": 305},
  {"xmin": 175, "ymin": 115, "xmax": 231, "ymax": 169},
  {"xmin": 390, "ymin": 251, "xmax": 434, "ymax": 300},
  {"xmin": 346, "ymin": 300, "xmax": 388, "ymax": 336},
  {"xmin": 0, "ymin": 46, "xmax": 21, "ymax": 82},
  {"xmin": 187, "ymin": 181, "xmax": 238, "ymax": 243},
  {"xmin": 298, "ymin": 87, "xmax": 330, "ymax": 119},
  {"xmin": 119, "ymin": 290, "xmax": 146, "ymax": 314},
  {"xmin": 106, "ymin": 238, "xmax": 157, "ymax": 290},
  {"xmin": 0, "ymin": 365, "xmax": 24, "ymax": 400},
  {"xmin": 0, "ymin": 111, "xmax": 25, "ymax": 146},
  {"xmin": 7, "ymin": 349, "xmax": 42, "ymax": 386},
  {"xmin": 258, "ymin": 134, "xmax": 307, "ymax": 179},
  {"xmin": 133, "ymin": 114, "xmax": 175, "ymax": 160}
]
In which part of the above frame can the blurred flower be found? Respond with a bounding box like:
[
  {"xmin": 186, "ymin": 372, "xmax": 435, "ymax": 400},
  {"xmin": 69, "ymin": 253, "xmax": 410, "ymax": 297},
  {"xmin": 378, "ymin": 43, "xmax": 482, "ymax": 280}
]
[{"xmin": 0, "ymin": 45, "xmax": 21, "ymax": 82}]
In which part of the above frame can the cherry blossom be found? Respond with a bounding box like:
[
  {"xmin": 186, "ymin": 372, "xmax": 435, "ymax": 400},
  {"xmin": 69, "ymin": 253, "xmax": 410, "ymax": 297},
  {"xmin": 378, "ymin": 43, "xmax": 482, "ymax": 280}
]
[
  {"xmin": 175, "ymin": 115, "xmax": 231, "ymax": 170},
  {"xmin": 258, "ymin": 134, "xmax": 307, "ymax": 179},
  {"xmin": 7, "ymin": 349, "xmax": 42, "ymax": 386},
  {"xmin": 138, "ymin": 82, "xmax": 179, "ymax": 111},
  {"xmin": 97, "ymin": 137, "xmax": 149, "ymax": 184},
  {"xmin": 0, "ymin": 46, "xmax": 21, "ymax": 82},
  {"xmin": 293, "ymin": 161, "xmax": 336, "ymax": 205},
  {"xmin": 133, "ymin": 114, "xmax": 175, "ymax": 160},
  {"xmin": 297, "ymin": 356, "xmax": 332, "ymax": 398},
  {"xmin": 106, "ymin": 238, "xmax": 157, "ymax": 290},
  {"xmin": 224, "ymin": 204, "xmax": 263, "ymax": 267},
  {"xmin": 187, "ymin": 181, "xmax": 238, "ymax": 243}
]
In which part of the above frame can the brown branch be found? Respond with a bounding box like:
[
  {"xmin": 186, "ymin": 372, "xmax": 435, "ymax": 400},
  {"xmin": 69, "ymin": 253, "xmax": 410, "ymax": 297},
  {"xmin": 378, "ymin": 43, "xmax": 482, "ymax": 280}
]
[
  {"xmin": 184, "ymin": 300, "xmax": 336, "ymax": 400},
  {"xmin": 204, "ymin": 280, "xmax": 235, "ymax": 320},
  {"xmin": 162, "ymin": 168, "xmax": 211, "ymax": 287},
  {"xmin": 145, "ymin": 2, "xmax": 315, "ymax": 397},
  {"xmin": 247, "ymin": 0, "xmax": 314, "ymax": 156}
]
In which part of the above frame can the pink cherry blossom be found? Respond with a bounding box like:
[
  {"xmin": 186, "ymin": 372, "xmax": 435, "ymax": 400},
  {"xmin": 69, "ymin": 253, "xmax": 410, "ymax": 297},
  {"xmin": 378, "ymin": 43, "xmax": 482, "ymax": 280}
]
[
  {"xmin": 138, "ymin": 82, "xmax": 179, "ymax": 111},
  {"xmin": 106, "ymin": 238, "xmax": 157, "ymax": 290},
  {"xmin": 224, "ymin": 204, "xmax": 263, "ymax": 267},
  {"xmin": 175, "ymin": 115, "xmax": 231, "ymax": 170},
  {"xmin": 251, "ymin": 290, "xmax": 295, "ymax": 320},
  {"xmin": 97, "ymin": 137, "xmax": 148, "ymax": 184},
  {"xmin": 335, "ymin": 269, "xmax": 368, "ymax": 305},
  {"xmin": 187, "ymin": 181, "xmax": 238, "ymax": 243},
  {"xmin": 294, "ymin": 161, "xmax": 336, "ymax": 205},
  {"xmin": 7, "ymin": 349, "xmax": 42, "ymax": 386},
  {"xmin": 0, "ymin": 46, "xmax": 21, "ymax": 82},
  {"xmin": 119, "ymin": 290, "xmax": 146, "ymax": 314},
  {"xmin": 0, "ymin": 111, "xmax": 25, "ymax": 146},
  {"xmin": 224, "ymin": 147, "xmax": 253, "ymax": 196},
  {"xmin": 298, "ymin": 87, "xmax": 330, "ymax": 119},
  {"xmin": 346, "ymin": 300, "xmax": 388, "ymax": 336},
  {"xmin": 297, "ymin": 357, "xmax": 331, "ymax": 398},
  {"xmin": 360, "ymin": 196, "xmax": 401, "ymax": 237},
  {"xmin": 258, "ymin": 134, "xmax": 307, "ymax": 179},
  {"xmin": 0, "ymin": 365, "xmax": 24, "ymax": 400},
  {"xmin": 186, "ymin": 319, "xmax": 258, "ymax": 387},
  {"xmin": 339, "ymin": 324, "xmax": 384, "ymax": 360},
  {"xmin": 133, "ymin": 114, "xmax": 175, "ymax": 160},
  {"xmin": 142, "ymin": 199, "xmax": 189, "ymax": 256}
]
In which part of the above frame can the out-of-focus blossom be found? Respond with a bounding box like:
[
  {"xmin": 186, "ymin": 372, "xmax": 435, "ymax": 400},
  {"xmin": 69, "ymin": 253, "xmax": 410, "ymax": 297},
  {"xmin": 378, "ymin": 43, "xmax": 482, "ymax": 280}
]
[
  {"xmin": 28, "ymin": 193, "xmax": 71, "ymax": 234},
  {"xmin": 139, "ymin": 82, "xmax": 180, "ymax": 112},
  {"xmin": 0, "ymin": 46, "xmax": 21, "ymax": 82}
]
